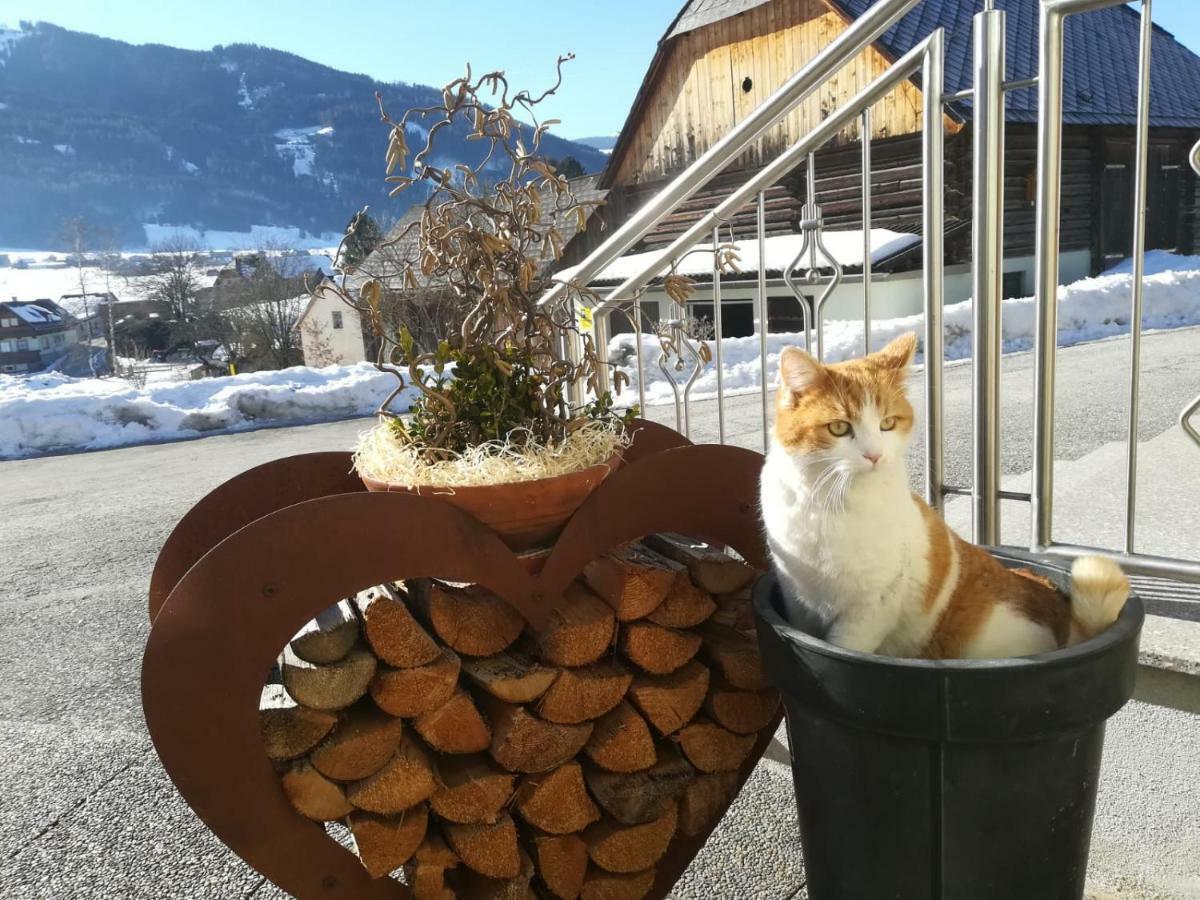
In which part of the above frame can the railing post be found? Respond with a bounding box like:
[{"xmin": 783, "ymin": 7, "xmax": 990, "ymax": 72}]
[
  {"xmin": 922, "ymin": 29, "xmax": 946, "ymax": 514},
  {"xmin": 757, "ymin": 191, "xmax": 770, "ymax": 453},
  {"xmin": 861, "ymin": 108, "xmax": 873, "ymax": 356},
  {"xmin": 971, "ymin": 4, "xmax": 1006, "ymax": 545},
  {"xmin": 1031, "ymin": 1, "xmax": 1065, "ymax": 551},
  {"xmin": 712, "ymin": 226, "xmax": 726, "ymax": 444},
  {"xmin": 1123, "ymin": 0, "xmax": 1154, "ymax": 554}
]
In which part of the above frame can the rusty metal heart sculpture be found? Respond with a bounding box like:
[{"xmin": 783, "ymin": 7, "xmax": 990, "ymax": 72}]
[{"xmin": 143, "ymin": 421, "xmax": 776, "ymax": 899}]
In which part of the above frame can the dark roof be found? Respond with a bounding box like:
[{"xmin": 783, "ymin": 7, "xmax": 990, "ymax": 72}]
[
  {"xmin": 0, "ymin": 299, "xmax": 73, "ymax": 329},
  {"xmin": 607, "ymin": 0, "xmax": 1200, "ymax": 187},
  {"xmin": 667, "ymin": 0, "xmax": 773, "ymax": 39},
  {"xmin": 831, "ymin": 0, "xmax": 1200, "ymax": 128}
]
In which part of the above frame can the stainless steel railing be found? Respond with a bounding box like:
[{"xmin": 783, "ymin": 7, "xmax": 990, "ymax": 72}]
[
  {"xmin": 543, "ymin": 0, "xmax": 1199, "ymax": 584},
  {"xmin": 1029, "ymin": 0, "xmax": 1199, "ymax": 582}
]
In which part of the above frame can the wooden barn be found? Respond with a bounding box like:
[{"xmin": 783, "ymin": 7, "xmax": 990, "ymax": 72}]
[{"xmin": 572, "ymin": 0, "xmax": 1200, "ymax": 334}]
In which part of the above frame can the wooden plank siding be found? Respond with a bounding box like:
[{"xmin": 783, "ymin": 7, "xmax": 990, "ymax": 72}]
[
  {"xmin": 610, "ymin": 0, "xmax": 958, "ymax": 187},
  {"xmin": 587, "ymin": 130, "xmax": 971, "ymax": 269}
]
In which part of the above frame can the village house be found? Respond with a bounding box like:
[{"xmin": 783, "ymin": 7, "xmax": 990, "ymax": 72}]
[
  {"xmin": 0, "ymin": 299, "xmax": 79, "ymax": 373},
  {"xmin": 295, "ymin": 284, "xmax": 369, "ymax": 367},
  {"xmin": 568, "ymin": 0, "xmax": 1200, "ymax": 334}
]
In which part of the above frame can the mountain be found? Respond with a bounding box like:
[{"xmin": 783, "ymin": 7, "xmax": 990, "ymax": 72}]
[
  {"xmin": 0, "ymin": 22, "xmax": 609, "ymax": 250},
  {"xmin": 574, "ymin": 135, "xmax": 617, "ymax": 155}
]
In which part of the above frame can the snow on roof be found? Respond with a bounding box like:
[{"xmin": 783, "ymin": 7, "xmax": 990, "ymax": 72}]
[
  {"xmin": 5, "ymin": 301, "xmax": 64, "ymax": 325},
  {"xmin": 560, "ymin": 229, "xmax": 921, "ymax": 287},
  {"xmin": 272, "ymin": 253, "xmax": 334, "ymax": 278}
]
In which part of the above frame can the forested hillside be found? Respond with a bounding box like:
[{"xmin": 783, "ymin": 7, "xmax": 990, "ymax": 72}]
[{"xmin": 0, "ymin": 22, "xmax": 607, "ymax": 248}]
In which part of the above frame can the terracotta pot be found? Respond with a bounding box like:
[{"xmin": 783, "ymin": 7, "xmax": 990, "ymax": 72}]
[{"xmin": 359, "ymin": 452, "xmax": 622, "ymax": 551}]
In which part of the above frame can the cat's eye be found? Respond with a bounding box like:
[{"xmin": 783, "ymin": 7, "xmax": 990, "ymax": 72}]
[
  {"xmin": 880, "ymin": 416, "xmax": 898, "ymax": 431},
  {"xmin": 828, "ymin": 420, "xmax": 851, "ymax": 437}
]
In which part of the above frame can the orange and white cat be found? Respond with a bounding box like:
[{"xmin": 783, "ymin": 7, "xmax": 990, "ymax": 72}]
[{"xmin": 759, "ymin": 332, "xmax": 1129, "ymax": 659}]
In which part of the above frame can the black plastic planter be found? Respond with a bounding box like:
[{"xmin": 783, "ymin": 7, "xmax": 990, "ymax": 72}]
[{"xmin": 753, "ymin": 549, "xmax": 1144, "ymax": 900}]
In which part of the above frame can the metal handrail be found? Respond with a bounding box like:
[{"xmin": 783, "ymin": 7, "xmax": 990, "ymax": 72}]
[
  {"xmin": 592, "ymin": 34, "xmax": 940, "ymax": 314},
  {"xmin": 538, "ymin": 0, "xmax": 923, "ymax": 309},
  {"xmin": 561, "ymin": 0, "xmax": 1198, "ymax": 585}
]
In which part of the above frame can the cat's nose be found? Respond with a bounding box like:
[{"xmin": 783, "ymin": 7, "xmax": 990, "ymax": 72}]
[{"xmin": 863, "ymin": 451, "xmax": 882, "ymax": 465}]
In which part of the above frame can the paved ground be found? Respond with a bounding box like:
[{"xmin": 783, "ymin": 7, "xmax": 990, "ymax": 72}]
[{"xmin": 1, "ymin": 328, "xmax": 1198, "ymax": 898}]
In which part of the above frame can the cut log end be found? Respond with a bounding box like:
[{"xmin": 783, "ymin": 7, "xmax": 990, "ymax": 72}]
[
  {"xmin": 533, "ymin": 582, "xmax": 615, "ymax": 667},
  {"xmin": 626, "ymin": 659, "xmax": 710, "ymax": 736},
  {"xmin": 583, "ymin": 701, "xmax": 657, "ymax": 774},
  {"xmin": 711, "ymin": 587, "xmax": 755, "ymax": 632},
  {"xmin": 281, "ymin": 644, "xmax": 377, "ymax": 711},
  {"xmin": 462, "ymin": 649, "xmax": 558, "ymax": 704},
  {"xmin": 259, "ymin": 703, "xmax": 337, "ymax": 761},
  {"xmin": 412, "ymin": 580, "xmax": 525, "ymax": 657},
  {"xmin": 700, "ymin": 624, "xmax": 770, "ymax": 690},
  {"xmin": 454, "ymin": 845, "xmax": 535, "ymax": 900},
  {"xmin": 370, "ymin": 645, "xmax": 461, "ymax": 718},
  {"xmin": 348, "ymin": 804, "xmax": 429, "ymax": 878},
  {"xmin": 430, "ymin": 754, "xmax": 515, "ymax": 825},
  {"xmin": 483, "ymin": 697, "xmax": 594, "ymax": 774},
  {"xmin": 582, "ymin": 544, "xmax": 683, "ymax": 621},
  {"xmin": 583, "ymin": 800, "xmax": 678, "ymax": 874},
  {"xmin": 358, "ymin": 583, "xmax": 442, "ymax": 668},
  {"xmin": 513, "ymin": 762, "xmax": 601, "ymax": 835},
  {"xmin": 645, "ymin": 577, "xmax": 717, "ymax": 629},
  {"xmin": 538, "ymin": 659, "xmax": 632, "ymax": 725},
  {"xmin": 585, "ymin": 745, "xmax": 694, "ymax": 825},
  {"xmin": 678, "ymin": 771, "xmax": 739, "ymax": 838},
  {"xmin": 442, "ymin": 811, "xmax": 522, "ymax": 880},
  {"xmin": 529, "ymin": 831, "xmax": 589, "ymax": 900},
  {"xmin": 646, "ymin": 533, "xmax": 757, "ymax": 595},
  {"xmin": 345, "ymin": 732, "xmax": 436, "ymax": 814},
  {"xmin": 618, "ymin": 621, "xmax": 701, "ymax": 675},
  {"xmin": 280, "ymin": 759, "xmax": 353, "ymax": 821},
  {"xmin": 704, "ymin": 681, "xmax": 781, "ymax": 735},
  {"xmin": 414, "ymin": 688, "xmax": 491, "ymax": 754},
  {"xmin": 406, "ymin": 833, "xmax": 458, "ymax": 900},
  {"xmin": 290, "ymin": 599, "xmax": 360, "ymax": 665},
  {"xmin": 309, "ymin": 701, "xmax": 404, "ymax": 781},
  {"xmin": 675, "ymin": 717, "xmax": 756, "ymax": 773}
]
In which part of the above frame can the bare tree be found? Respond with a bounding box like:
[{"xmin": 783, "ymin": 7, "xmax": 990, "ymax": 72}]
[
  {"xmin": 139, "ymin": 235, "xmax": 204, "ymax": 320},
  {"xmin": 60, "ymin": 217, "xmax": 99, "ymax": 376},
  {"xmin": 224, "ymin": 245, "xmax": 310, "ymax": 369},
  {"xmin": 299, "ymin": 318, "xmax": 345, "ymax": 367}
]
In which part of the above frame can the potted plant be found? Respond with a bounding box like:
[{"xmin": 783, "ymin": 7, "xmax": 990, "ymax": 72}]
[
  {"xmin": 328, "ymin": 59, "xmax": 632, "ymax": 550},
  {"xmin": 752, "ymin": 549, "xmax": 1144, "ymax": 900}
]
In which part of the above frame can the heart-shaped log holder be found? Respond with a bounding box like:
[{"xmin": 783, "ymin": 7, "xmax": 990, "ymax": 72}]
[{"xmin": 143, "ymin": 420, "xmax": 779, "ymax": 899}]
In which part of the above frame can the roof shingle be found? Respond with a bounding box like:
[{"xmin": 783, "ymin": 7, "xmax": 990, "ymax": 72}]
[{"xmin": 831, "ymin": 0, "xmax": 1200, "ymax": 128}]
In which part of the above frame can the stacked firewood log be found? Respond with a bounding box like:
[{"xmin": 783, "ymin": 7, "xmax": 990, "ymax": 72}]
[{"xmin": 260, "ymin": 533, "xmax": 779, "ymax": 899}]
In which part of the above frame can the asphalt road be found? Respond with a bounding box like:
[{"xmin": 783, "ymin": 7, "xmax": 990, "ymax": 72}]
[{"xmin": 1, "ymin": 327, "xmax": 1197, "ymax": 898}]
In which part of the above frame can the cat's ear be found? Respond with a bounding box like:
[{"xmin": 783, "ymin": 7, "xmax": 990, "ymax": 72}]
[
  {"xmin": 874, "ymin": 332, "xmax": 918, "ymax": 370},
  {"xmin": 779, "ymin": 345, "xmax": 824, "ymax": 403}
]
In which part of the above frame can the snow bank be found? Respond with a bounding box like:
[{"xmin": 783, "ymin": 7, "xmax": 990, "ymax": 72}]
[
  {"xmin": 1103, "ymin": 250, "xmax": 1200, "ymax": 276},
  {"xmin": 2, "ymin": 265, "xmax": 1196, "ymax": 459},
  {"xmin": 0, "ymin": 363, "xmax": 414, "ymax": 458},
  {"xmin": 610, "ymin": 267, "xmax": 1200, "ymax": 407}
]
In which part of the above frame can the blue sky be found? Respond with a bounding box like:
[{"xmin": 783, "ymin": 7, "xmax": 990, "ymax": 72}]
[{"xmin": 1, "ymin": 0, "xmax": 1196, "ymax": 139}]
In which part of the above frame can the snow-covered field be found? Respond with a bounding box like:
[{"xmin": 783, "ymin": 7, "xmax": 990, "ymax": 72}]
[
  {"xmin": 141, "ymin": 224, "xmax": 341, "ymax": 251},
  {"xmin": 610, "ymin": 259, "xmax": 1200, "ymax": 407},
  {"xmin": 1, "ymin": 257, "xmax": 1197, "ymax": 460},
  {"xmin": 0, "ymin": 364, "xmax": 414, "ymax": 459}
]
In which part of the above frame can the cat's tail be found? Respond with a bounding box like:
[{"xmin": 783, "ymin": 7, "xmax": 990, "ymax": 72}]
[{"xmin": 1068, "ymin": 556, "xmax": 1130, "ymax": 642}]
